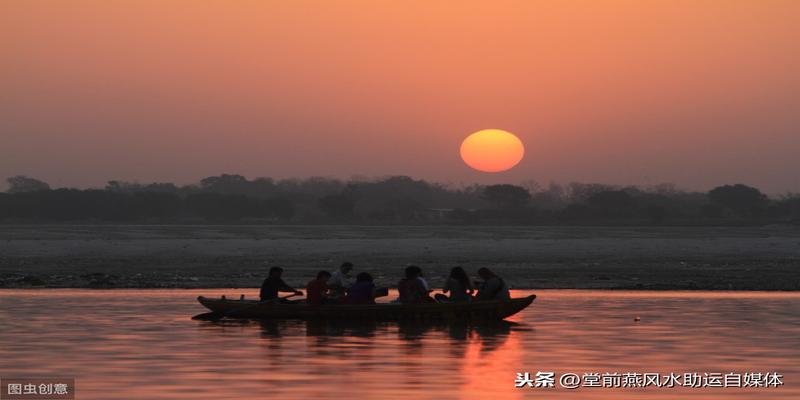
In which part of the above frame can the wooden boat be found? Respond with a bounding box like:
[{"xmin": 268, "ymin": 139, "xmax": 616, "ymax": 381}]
[{"xmin": 196, "ymin": 294, "xmax": 535, "ymax": 321}]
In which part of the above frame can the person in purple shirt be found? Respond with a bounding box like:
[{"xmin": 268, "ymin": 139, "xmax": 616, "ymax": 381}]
[{"xmin": 346, "ymin": 272, "xmax": 376, "ymax": 304}]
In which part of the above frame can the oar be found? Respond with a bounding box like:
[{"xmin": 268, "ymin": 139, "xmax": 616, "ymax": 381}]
[{"xmin": 192, "ymin": 293, "xmax": 300, "ymax": 321}]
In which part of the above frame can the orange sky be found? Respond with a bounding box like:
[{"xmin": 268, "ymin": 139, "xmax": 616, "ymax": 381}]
[{"xmin": 2, "ymin": 1, "xmax": 799, "ymax": 192}]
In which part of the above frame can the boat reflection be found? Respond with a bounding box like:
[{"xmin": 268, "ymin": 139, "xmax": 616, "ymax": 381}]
[
  {"xmin": 267, "ymin": 319, "xmax": 524, "ymax": 341},
  {"xmin": 198, "ymin": 318, "xmax": 528, "ymax": 352}
]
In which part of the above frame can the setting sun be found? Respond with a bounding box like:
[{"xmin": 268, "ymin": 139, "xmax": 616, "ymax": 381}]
[{"xmin": 460, "ymin": 129, "xmax": 525, "ymax": 173}]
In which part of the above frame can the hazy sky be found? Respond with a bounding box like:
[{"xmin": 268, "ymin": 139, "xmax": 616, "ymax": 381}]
[{"xmin": 2, "ymin": 1, "xmax": 799, "ymax": 192}]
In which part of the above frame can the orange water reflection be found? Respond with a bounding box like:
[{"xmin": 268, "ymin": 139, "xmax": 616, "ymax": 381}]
[{"xmin": 0, "ymin": 290, "xmax": 798, "ymax": 399}]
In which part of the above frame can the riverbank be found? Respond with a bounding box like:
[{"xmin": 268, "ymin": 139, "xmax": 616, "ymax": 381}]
[{"xmin": 1, "ymin": 225, "xmax": 799, "ymax": 290}]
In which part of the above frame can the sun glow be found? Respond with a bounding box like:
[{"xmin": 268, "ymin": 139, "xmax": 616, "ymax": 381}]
[{"xmin": 460, "ymin": 129, "xmax": 525, "ymax": 173}]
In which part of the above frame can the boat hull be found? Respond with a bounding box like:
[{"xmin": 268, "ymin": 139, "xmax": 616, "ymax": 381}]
[{"xmin": 197, "ymin": 295, "xmax": 535, "ymax": 321}]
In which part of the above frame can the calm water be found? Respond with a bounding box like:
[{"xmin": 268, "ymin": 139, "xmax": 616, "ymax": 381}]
[{"xmin": 0, "ymin": 289, "xmax": 798, "ymax": 399}]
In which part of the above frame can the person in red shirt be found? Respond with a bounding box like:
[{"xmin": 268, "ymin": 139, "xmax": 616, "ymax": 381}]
[{"xmin": 306, "ymin": 270, "xmax": 332, "ymax": 306}]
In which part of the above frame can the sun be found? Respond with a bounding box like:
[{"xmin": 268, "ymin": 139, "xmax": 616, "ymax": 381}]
[{"xmin": 460, "ymin": 129, "xmax": 525, "ymax": 173}]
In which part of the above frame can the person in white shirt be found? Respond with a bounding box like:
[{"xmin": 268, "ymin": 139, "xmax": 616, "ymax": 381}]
[{"xmin": 328, "ymin": 262, "xmax": 354, "ymax": 297}]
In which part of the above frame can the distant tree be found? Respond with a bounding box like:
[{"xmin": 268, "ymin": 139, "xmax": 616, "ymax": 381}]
[
  {"xmin": 0, "ymin": 173, "xmax": 782, "ymax": 225},
  {"xmin": 648, "ymin": 183, "xmax": 679, "ymax": 196},
  {"xmin": 197, "ymin": 174, "xmax": 277, "ymax": 197},
  {"xmin": 482, "ymin": 184, "xmax": 531, "ymax": 209},
  {"xmin": 708, "ymin": 184, "xmax": 768, "ymax": 217},
  {"xmin": 106, "ymin": 181, "xmax": 179, "ymax": 193},
  {"xmin": 700, "ymin": 203, "xmax": 724, "ymax": 219},
  {"xmin": 130, "ymin": 191, "xmax": 181, "ymax": 219},
  {"xmin": 586, "ymin": 190, "xmax": 637, "ymax": 217},
  {"xmin": 265, "ymin": 196, "xmax": 295, "ymax": 220},
  {"xmin": 449, "ymin": 208, "xmax": 480, "ymax": 224},
  {"xmin": 6, "ymin": 176, "xmax": 50, "ymax": 193},
  {"xmin": 249, "ymin": 177, "xmax": 277, "ymax": 197},
  {"xmin": 530, "ymin": 182, "xmax": 567, "ymax": 210},
  {"xmin": 105, "ymin": 180, "xmax": 140, "ymax": 192},
  {"xmin": 143, "ymin": 182, "xmax": 180, "ymax": 193},
  {"xmin": 390, "ymin": 196, "xmax": 424, "ymax": 220},
  {"xmin": 559, "ymin": 203, "xmax": 591, "ymax": 222},
  {"xmin": 346, "ymin": 176, "xmax": 433, "ymax": 219},
  {"xmin": 771, "ymin": 194, "xmax": 800, "ymax": 221},
  {"xmin": 565, "ymin": 182, "xmax": 615, "ymax": 203},
  {"xmin": 520, "ymin": 179, "xmax": 542, "ymax": 195},
  {"xmin": 318, "ymin": 194, "xmax": 356, "ymax": 218},
  {"xmin": 277, "ymin": 176, "xmax": 342, "ymax": 196},
  {"xmin": 646, "ymin": 204, "xmax": 667, "ymax": 224},
  {"xmin": 199, "ymin": 174, "xmax": 250, "ymax": 195},
  {"xmin": 184, "ymin": 193, "xmax": 265, "ymax": 221}
]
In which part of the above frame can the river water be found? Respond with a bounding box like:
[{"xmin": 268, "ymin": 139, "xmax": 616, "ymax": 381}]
[{"xmin": 0, "ymin": 289, "xmax": 797, "ymax": 399}]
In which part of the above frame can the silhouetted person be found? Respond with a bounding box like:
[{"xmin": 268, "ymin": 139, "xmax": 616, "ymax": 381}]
[
  {"xmin": 260, "ymin": 266, "xmax": 303, "ymax": 301},
  {"xmin": 407, "ymin": 265, "xmax": 431, "ymax": 292},
  {"xmin": 397, "ymin": 266, "xmax": 433, "ymax": 304},
  {"xmin": 346, "ymin": 272, "xmax": 377, "ymax": 304},
  {"xmin": 475, "ymin": 267, "xmax": 510, "ymax": 301},
  {"xmin": 329, "ymin": 262, "xmax": 354, "ymax": 297},
  {"xmin": 306, "ymin": 270, "xmax": 332, "ymax": 306},
  {"xmin": 436, "ymin": 266, "xmax": 474, "ymax": 302}
]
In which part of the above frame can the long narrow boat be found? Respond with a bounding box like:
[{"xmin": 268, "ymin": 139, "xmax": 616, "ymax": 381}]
[{"xmin": 196, "ymin": 295, "xmax": 535, "ymax": 321}]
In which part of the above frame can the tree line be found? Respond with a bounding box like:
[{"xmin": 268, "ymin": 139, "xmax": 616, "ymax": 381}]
[{"xmin": 1, "ymin": 174, "xmax": 799, "ymax": 225}]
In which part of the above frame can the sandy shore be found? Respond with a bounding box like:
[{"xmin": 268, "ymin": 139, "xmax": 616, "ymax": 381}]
[{"xmin": 1, "ymin": 224, "xmax": 799, "ymax": 290}]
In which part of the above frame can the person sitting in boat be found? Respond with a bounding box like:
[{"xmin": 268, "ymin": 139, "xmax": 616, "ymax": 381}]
[
  {"xmin": 435, "ymin": 266, "xmax": 474, "ymax": 303},
  {"xmin": 260, "ymin": 266, "xmax": 303, "ymax": 301},
  {"xmin": 398, "ymin": 266, "xmax": 434, "ymax": 304},
  {"xmin": 475, "ymin": 267, "xmax": 510, "ymax": 301},
  {"xmin": 346, "ymin": 272, "xmax": 376, "ymax": 304},
  {"xmin": 306, "ymin": 270, "xmax": 332, "ymax": 306},
  {"xmin": 406, "ymin": 265, "xmax": 432, "ymax": 293},
  {"xmin": 328, "ymin": 262, "xmax": 354, "ymax": 298}
]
